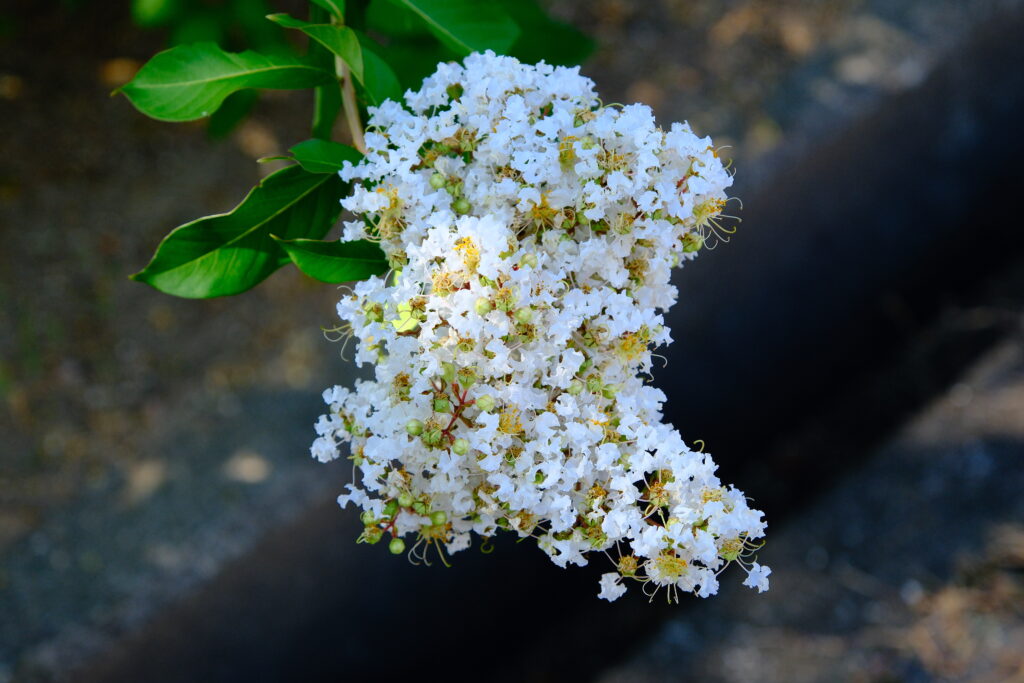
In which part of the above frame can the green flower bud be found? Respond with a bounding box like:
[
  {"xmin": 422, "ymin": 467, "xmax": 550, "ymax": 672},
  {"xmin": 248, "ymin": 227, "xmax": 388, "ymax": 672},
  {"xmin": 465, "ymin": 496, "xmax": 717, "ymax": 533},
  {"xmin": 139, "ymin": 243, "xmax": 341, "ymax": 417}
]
[
  {"xmin": 398, "ymin": 492, "xmax": 414, "ymax": 507},
  {"xmin": 474, "ymin": 297, "xmax": 493, "ymax": 316},
  {"xmin": 388, "ymin": 537, "xmax": 406, "ymax": 555},
  {"xmin": 519, "ymin": 252, "xmax": 538, "ymax": 269},
  {"xmin": 514, "ymin": 307, "xmax": 533, "ymax": 324},
  {"xmin": 602, "ymin": 384, "xmax": 619, "ymax": 399},
  {"xmin": 360, "ymin": 510, "xmax": 376, "ymax": 525},
  {"xmin": 430, "ymin": 510, "xmax": 448, "ymax": 526},
  {"xmin": 429, "ymin": 172, "xmax": 446, "ymax": 189},
  {"xmin": 433, "ymin": 397, "xmax": 452, "ymax": 413},
  {"xmin": 405, "ymin": 419, "xmax": 424, "ymax": 436},
  {"xmin": 452, "ymin": 438, "xmax": 470, "ymax": 455},
  {"xmin": 567, "ymin": 379, "xmax": 585, "ymax": 396},
  {"xmin": 587, "ymin": 376, "xmax": 603, "ymax": 393},
  {"xmin": 475, "ymin": 394, "xmax": 495, "ymax": 412},
  {"xmin": 453, "ymin": 197, "xmax": 471, "ymax": 215},
  {"xmin": 441, "ymin": 362, "xmax": 456, "ymax": 383}
]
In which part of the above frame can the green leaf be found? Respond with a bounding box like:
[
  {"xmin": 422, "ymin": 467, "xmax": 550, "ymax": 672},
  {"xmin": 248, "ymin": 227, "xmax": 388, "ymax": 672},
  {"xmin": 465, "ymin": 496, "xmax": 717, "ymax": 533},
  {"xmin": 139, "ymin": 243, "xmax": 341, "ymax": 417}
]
[
  {"xmin": 498, "ymin": 0, "xmax": 594, "ymax": 66},
  {"xmin": 383, "ymin": 0, "xmax": 519, "ymax": 55},
  {"xmin": 309, "ymin": 0, "xmax": 345, "ymax": 20},
  {"xmin": 370, "ymin": 37, "xmax": 454, "ymax": 90},
  {"xmin": 289, "ymin": 139, "xmax": 362, "ymax": 173},
  {"xmin": 266, "ymin": 13, "xmax": 363, "ymax": 82},
  {"xmin": 366, "ymin": 0, "xmax": 430, "ymax": 37},
  {"xmin": 272, "ymin": 238, "xmax": 388, "ymax": 283},
  {"xmin": 132, "ymin": 165, "xmax": 344, "ymax": 298},
  {"xmin": 307, "ymin": 7, "xmax": 342, "ymax": 140},
  {"xmin": 353, "ymin": 33, "xmax": 404, "ymax": 105},
  {"xmin": 312, "ymin": 81, "xmax": 341, "ymax": 141},
  {"xmin": 207, "ymin": 88, "xmax": 258, "ymax": 138},
  {"xmin": 118, "ymin": 42, "xmax": 333, "ymax": 121}
]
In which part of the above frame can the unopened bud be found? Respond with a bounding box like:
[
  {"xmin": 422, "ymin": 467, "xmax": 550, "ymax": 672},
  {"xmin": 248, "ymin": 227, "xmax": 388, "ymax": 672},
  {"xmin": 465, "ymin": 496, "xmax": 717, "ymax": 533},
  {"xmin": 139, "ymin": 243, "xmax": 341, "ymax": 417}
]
[
  {"xmin": 388, "ymin": 537, "xmax": 406, "ymax": 555},
  {"xmin": 567, "ymin": 379, "xmax": 584, "ymax": 396},
  {"xmin": 474, "ymin": 297, "xmax": 492, "ymax": 316},
  {"xmin": 429, "ymin": 172, "xmax": 446, "ymax": 189},
  {"xmin": 519, "ymin": 252, "xmax": 538, "ymax": 268},
  {"xmin": 452, "ymin": 438, "xmax": 470, "ymax": 455},
  {"xmin": 453, "ymin": 197, "xmax": 471, "ymax": 215},
  {"xmin": 430, "ymin": 510, "xmax": 448, "ymax": 526},
  {"xmin": 433, "ymin": 397, "xmax": 452, "ymax": 413},
  {"xmin": 398, "ymin": 492, "xmax": 414, "ymax": 507},
  {"xmin": 405, "ymin": 419, "xmax": 424, "ymax": 436},
  {"xmin": 514, "ymin": 307, "xmax": 533, "ymax": 324}
]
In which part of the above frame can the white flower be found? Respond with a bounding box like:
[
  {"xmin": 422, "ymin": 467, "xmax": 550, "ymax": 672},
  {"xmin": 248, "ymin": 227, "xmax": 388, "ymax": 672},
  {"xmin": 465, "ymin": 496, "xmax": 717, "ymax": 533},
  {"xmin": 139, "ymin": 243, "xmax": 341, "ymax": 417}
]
[
  {"xmin": 598, "ymin": 572, "xmax": 628, "ymax": 601},
  {"xmin": 311, "ymin": 51, "xmax": 767, "ymax": 601},
  {"xmin": 743, "ymin": 562, "xmax": 772, "ymax": 593}
]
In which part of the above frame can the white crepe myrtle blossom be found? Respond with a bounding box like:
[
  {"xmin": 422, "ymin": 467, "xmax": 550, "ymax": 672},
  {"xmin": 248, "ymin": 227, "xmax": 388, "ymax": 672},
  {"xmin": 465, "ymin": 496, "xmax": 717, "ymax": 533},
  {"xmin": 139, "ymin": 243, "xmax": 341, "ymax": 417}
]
[{"xmin": 311, "ymin": 51, "xmax": 767, "ymax": 602}]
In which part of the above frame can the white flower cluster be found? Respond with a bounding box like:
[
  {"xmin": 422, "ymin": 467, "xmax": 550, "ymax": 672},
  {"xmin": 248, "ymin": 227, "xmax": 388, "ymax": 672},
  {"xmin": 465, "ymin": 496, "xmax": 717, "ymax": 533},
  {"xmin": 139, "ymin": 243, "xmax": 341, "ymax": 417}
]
[{"xmin": 311, "ymin": 52, "xmax": 769, "ymax": 601}]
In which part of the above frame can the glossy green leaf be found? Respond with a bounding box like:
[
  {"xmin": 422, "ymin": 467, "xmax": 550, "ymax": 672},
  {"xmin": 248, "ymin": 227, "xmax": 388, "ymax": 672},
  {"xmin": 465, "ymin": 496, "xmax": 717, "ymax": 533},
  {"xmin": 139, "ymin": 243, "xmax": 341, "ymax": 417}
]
[
  {"xmin": 365, "ymin": 0, "xmax": 429, "ymax": 37},
  {"xmin": 383, "ymin": 0, "xmax": 519, "ymax": 55},
  {"xmin": 272, "ymin": 238, "xmax": 388, "ymax": 283},
  {"xmin": 498, "ymin": 0, "xmax": 594, "ymax": 66},
  {"xmin": 266, "ymin": 13, "xmax": 363, "ymax": 82},
  {"xmin": 309, "ymin": 0, "xmax": 345, "ymax": 20},
  {"xmin": 354, "ymin": 33, "xmax": 404, "ymax": 105},
  {"xmin": 118, "ymin": 42, "xmax": 333, "ymax": 121},
  {"xmin": 307, "ymin": 6, "xmax": 342, "ymax": 141},
  {"xmin": 312, "ymin": 82, "xmax": 342, "ymax": 139},
  {"xmin": 207, "ymin": 88, "xmax": 258, "ymax": 138},
  {"xmin": 371, "ymin": 38, "xmax": 454, "ymax": 90},
  {"xmin": 132, "ymin": 165, "xmax": 344, "ymax": 298},
  {"xmin": 289, "ymin": 139, "xmax": 362, "ymax": 173}
]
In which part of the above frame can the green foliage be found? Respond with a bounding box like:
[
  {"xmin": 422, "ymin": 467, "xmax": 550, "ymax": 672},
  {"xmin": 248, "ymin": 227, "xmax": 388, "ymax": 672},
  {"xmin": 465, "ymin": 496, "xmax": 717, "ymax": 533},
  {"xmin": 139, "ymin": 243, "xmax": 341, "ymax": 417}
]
[
  {"xmin": 352, "ymin": 32, "xmax": 403, "ymax": 105},
  {"xmin": 272, "ymin": 238, "xmax": 388, "ymax": 283},
  {"xmin": 131, "ymin": 165, "xmax": 344, "ymax": 297},
  {"xmin": 289, "ymin": 139, "xmax": 362, "ymax": 173},
  {"xmin": 266, "ymin": 13, "xmax": 363, "ymax": 81},
  {"xmin": 207, "ymin": 88, "xmax": 259, "ymax": 138},
  {"xmin": 122, "ymin": 0, "xmax": 592, "ymax": 298},
  {"xmin": 309, "ymin": 0, "xmax": 345, "ymax": 20},
  {"xmin": 118, "ymin": 42, "xmax": 332, "ymax": 121},
  {"xmin": 499, "ymin": 0, "xmax": 594, "ymax": 67},
  {"xmin": 378, "ymin": 0, "xmax": 518, "ymax": 55}
]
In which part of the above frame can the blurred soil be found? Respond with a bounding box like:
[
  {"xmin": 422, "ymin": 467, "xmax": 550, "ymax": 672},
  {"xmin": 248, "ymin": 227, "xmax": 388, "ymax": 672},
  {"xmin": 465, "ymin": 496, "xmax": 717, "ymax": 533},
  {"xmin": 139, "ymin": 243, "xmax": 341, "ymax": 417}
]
[{"xmin": 0, "ymin": 1, "xmax": 336, "ymax": 554}]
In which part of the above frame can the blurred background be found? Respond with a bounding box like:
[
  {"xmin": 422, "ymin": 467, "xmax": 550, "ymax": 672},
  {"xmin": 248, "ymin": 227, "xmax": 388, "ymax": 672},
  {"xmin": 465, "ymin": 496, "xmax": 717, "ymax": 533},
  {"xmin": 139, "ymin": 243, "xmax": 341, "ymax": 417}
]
[{"xmin": 2, "ymin": 0, "xmax": 1024, "ymax": 681}]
